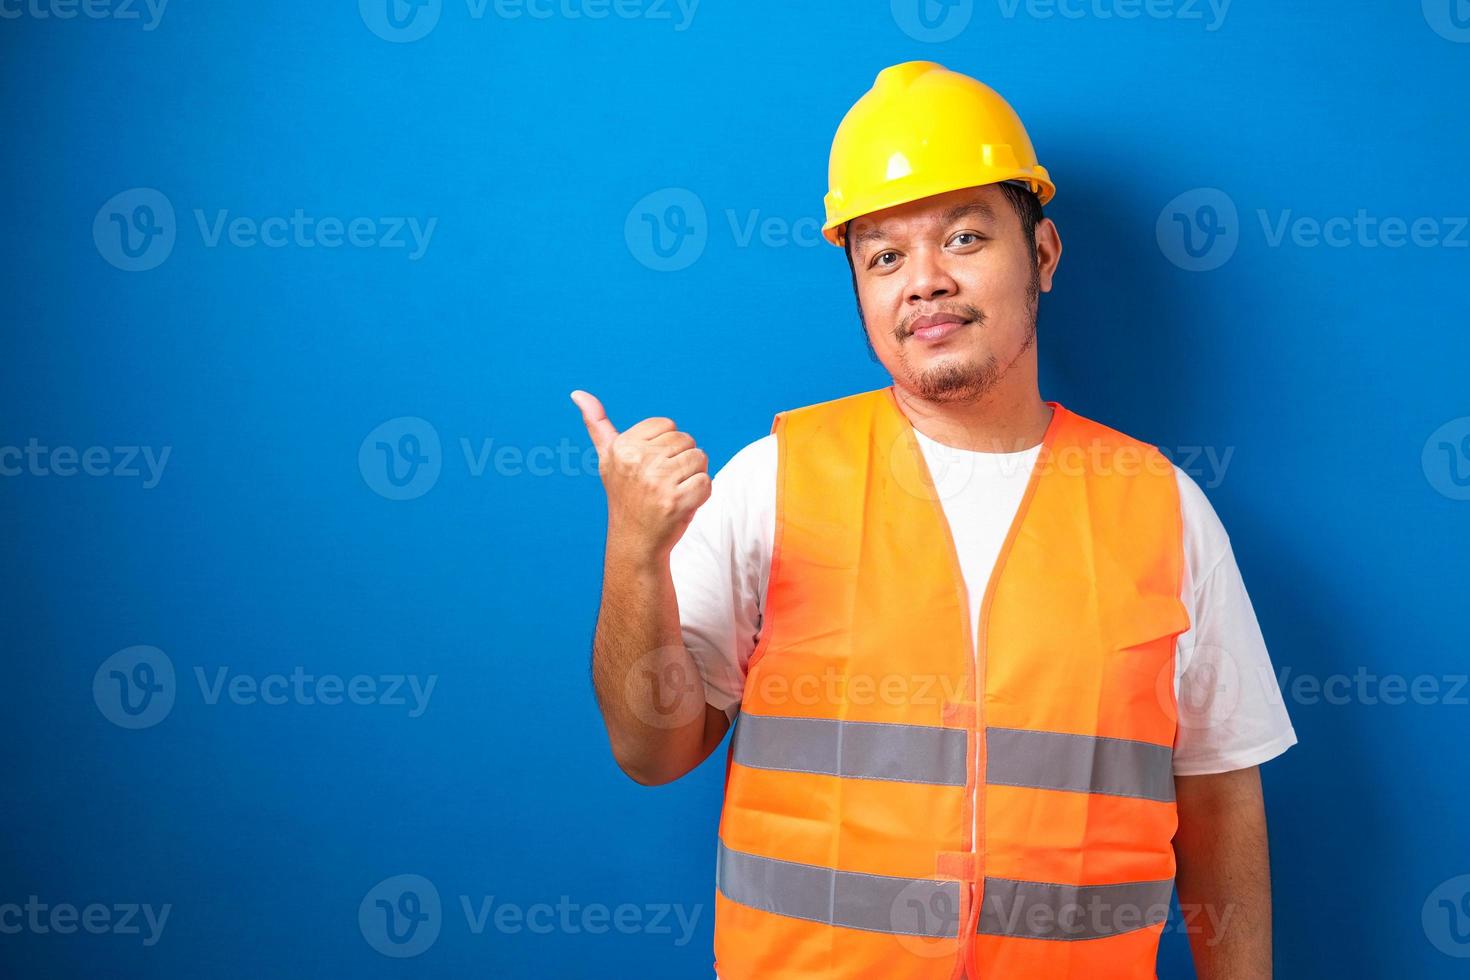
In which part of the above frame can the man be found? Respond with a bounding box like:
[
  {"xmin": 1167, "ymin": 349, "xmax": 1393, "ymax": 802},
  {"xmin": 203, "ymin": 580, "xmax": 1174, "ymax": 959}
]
[{"xmin": 574, "ymin": 61, "xmax": 1297, "ymax": 979}]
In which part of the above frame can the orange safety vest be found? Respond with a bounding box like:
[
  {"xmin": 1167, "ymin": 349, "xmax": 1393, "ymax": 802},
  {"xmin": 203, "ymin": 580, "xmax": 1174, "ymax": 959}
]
[{"xmin": 713, "ymin": 386, "xmax": 1191, "ymax": 979}]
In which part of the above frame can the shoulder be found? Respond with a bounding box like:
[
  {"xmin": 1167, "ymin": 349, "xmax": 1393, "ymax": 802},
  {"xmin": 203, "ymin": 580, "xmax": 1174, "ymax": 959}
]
[
  {"xmin": 1057, "ymin": 406, "xmax": 1170, "ymax": 462},
  {"xmin": 1170, "ymin": 462, "xmax": 1232, "ymax": 583},
  {"xmin": 773, "ymin": 387, "xmax": 892, "ymax": 436},
  {"xmin": 714, "ymin": 432, "xmax": 777, "ymax": 489},
  {"xmin": 776, "ymin": 386, "xmax": 888, "ymax": 419},
  {"xmin": 696, "ymin": 433, "xmax": 777, "ymax": 546},
  {"xmin": 1060, "ymin": 405, "xmax": 1233, "ymax": 576},
  {"xmin": 672, "ymin": 432, "xmax": 777, "ymax": 583}
]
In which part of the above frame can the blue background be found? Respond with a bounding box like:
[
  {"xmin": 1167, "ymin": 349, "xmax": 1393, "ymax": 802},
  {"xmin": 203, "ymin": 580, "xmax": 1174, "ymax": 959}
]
[{"xmin": 2, "ymin": 0, "xmax": 1469, "ymax": 976}]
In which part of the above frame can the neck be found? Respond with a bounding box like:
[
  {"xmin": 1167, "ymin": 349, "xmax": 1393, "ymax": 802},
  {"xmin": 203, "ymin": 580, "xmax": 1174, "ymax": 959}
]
[{"xmin": 891, "ymin": 381, "xmax": 1053, "ymax": 453}]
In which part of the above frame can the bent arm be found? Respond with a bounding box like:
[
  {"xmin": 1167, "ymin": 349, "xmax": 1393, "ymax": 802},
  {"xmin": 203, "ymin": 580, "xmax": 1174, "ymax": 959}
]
[
  {"xmin": 1172, "ymin": 765, "xmax": 1274, "ymax": 979},
  {"xmin": 590, "ymin": 540, "xmax": 730, "ymax": 786}
]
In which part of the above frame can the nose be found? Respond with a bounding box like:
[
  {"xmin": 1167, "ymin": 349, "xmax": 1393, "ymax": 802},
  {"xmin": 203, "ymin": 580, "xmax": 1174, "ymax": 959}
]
[{"xmin": 905, "ymin": 245, "xmax": 959, "ymax": 304}]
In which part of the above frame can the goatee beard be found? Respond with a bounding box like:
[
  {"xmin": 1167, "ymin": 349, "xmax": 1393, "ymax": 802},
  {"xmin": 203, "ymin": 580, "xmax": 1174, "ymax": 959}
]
[{"xmin": 902, "ymin": 274, "xmax": 1039, "ymax": 402}]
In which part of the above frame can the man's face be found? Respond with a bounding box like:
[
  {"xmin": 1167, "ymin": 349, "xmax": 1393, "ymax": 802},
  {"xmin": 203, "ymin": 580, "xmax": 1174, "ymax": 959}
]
[{"xmin": 846, "ymin": 184, "xmax": 1060, "ymax": 403}]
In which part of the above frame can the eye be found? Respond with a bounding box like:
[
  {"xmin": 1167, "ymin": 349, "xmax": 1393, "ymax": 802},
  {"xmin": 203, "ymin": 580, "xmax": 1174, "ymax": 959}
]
[
  {"xmin": 870, "ymin": 250, "xmax": 900, "ymax": 269},
  {"xmin": 949, "ymin": 231, "xmax": 985, "ymax": 248}
]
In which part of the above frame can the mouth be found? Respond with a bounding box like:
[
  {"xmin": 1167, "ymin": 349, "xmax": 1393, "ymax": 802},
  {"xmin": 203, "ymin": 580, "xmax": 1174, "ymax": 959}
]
[{"xmin": 908, "ymin": 312, "xmax": 971, "ymax": 343}]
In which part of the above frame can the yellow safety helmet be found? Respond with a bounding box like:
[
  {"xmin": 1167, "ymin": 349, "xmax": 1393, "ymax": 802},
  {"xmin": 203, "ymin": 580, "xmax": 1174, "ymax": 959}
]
[{"xmin": 822, "ymin": 61, "xmax": 1055, "ymax": 248}]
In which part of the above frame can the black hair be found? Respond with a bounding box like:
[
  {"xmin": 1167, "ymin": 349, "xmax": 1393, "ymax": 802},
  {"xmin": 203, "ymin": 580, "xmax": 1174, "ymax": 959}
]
[{"xmin": 841, "ymin": 181, "xmax": 1043, "ymax": 271}]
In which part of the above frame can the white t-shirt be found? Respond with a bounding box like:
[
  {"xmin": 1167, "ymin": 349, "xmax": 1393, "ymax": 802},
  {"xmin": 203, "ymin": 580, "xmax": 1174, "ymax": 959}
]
[{"xmin": 670, "ymin": 425, "xmax": 1298, "ymax": 776}]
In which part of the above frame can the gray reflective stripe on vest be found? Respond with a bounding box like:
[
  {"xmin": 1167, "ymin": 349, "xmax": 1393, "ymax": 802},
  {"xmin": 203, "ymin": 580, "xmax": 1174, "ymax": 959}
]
[
  {"xmin": 717, "ymin": 839, "xmax": 962, "ymax": 937},
  {"xmin": 731, "ymin": 713, "xmax": 1173, "ymax": 801},
  {"xmin": 986, "ymin": 726, "xmax": 1176, "ymax": 803},
  {"xmin": 979, "ymin": 876, "xmax": 1175, "ymax": 940},
  {"xmin": 731, "ymin": 713, "xmax": 968, "ymax": 786},
  {"xmin": 717, "ymin": 840, "xmax": 1172, "ymax": 941}
]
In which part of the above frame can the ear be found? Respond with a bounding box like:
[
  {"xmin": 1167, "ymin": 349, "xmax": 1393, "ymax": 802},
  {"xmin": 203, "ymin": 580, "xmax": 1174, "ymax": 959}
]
[{"xmin": 1035, "ymin": 217, "xmax": 1062, "ymax": 293}]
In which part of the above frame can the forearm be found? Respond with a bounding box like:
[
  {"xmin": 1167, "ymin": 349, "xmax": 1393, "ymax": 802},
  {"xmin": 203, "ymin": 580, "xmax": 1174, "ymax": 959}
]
[
  {"xmin": 590, "ymin": 537, "xmax": 724, "ymax": 785},
  {"xmin": 1172, "ymin": 767, "xmax": 1273, "ymax": 979}
]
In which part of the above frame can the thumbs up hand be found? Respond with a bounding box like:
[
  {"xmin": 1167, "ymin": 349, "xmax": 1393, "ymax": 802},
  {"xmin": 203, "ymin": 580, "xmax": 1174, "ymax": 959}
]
[{"xmin": 571, "ymin": 390, "xmax": 712, "ymax": 563}]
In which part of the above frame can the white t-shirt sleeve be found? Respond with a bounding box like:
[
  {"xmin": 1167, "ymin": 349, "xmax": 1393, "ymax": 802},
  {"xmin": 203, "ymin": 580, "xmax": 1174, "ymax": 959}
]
[
  {"xmin": 667, "ymin": 435, "xmax": 776, "ymax": 722},
  {"xmin": 1171, "ymin": 467, "xmax": 1299, "ymax": 775}
]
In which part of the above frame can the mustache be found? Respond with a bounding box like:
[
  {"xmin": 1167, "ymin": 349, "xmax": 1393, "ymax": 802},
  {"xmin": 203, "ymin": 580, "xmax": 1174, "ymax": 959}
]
[{"xmin": 896, "ymin": 305, "xmax": 985, "ymax": 340}]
